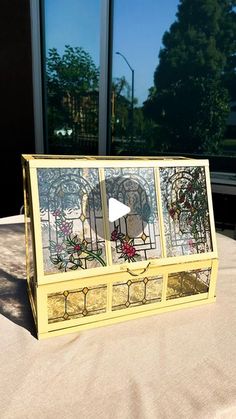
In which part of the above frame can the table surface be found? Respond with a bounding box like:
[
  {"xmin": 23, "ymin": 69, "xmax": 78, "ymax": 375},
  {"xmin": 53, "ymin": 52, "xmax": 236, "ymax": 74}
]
[{"xmin": 0, "ymin": 217, "xmax": 236, "ymax": 419}]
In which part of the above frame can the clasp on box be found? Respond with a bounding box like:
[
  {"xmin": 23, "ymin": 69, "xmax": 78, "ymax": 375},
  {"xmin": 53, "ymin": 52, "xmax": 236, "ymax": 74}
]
[{"xmin": 126, "ymin": 261, "xmax": 151, "ymax": 277}]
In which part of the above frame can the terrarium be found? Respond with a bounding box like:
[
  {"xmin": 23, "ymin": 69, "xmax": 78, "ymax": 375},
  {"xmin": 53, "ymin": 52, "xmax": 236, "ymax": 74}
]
[{"xmin": 22, "ymin": 155, "xmax": 218, "ymax": 339}]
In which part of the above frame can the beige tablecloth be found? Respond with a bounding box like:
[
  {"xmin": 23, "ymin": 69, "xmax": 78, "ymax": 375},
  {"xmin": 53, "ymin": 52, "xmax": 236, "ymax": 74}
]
[{"xmin": 0, "ymin": 218, "xmax": 236, "ymax": 419}]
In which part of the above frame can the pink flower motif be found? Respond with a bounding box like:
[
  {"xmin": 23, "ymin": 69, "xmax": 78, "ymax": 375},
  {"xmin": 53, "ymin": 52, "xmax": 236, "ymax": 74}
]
[
  {"xmin": 55, "ymin": 244, "xmax": 64, "ymax": 253},
  {"xmin": 53, "ymin": 209, "xmax": 61, "ymax": 217},
  {"xmin": 59, "ymin": 220, "xmax": 72, "ymax": 235},
  {"xmin": 111, "ymin": 229, "xmax": 119, "ymax": 241},
  {"xmin": 74, "ymin": 244, "xmax": 82, "ymax": 252},
  {"xmin": 121, "ymin": 241, "xmax": 136, "ymax": 258}
]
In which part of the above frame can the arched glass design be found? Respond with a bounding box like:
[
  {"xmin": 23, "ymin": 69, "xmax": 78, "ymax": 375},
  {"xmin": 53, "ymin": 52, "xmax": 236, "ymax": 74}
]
[
  {"xmin": 105, "ymin": 167, "xmax": 161, "ymax": 263},
  {"xmin": 37, "ymin": 168, "xmax": 107, "ymax": 273},
  {"xmin": 160, "ymin": 166, "xmax": 212, "ymax": 257}
]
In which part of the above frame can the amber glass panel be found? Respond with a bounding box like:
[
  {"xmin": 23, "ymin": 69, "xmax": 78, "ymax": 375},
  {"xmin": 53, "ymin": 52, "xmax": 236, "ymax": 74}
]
[
  {"xmin": 166, "ymin": 268, "xmax": 211, "ymax": 300},
  {"xmin": 112, "ymin": 275, "xmax": 163, "ymax": 311},
  {"xmin": 48, "ymin": 284, "xmax": 107, "ymax": 324}
]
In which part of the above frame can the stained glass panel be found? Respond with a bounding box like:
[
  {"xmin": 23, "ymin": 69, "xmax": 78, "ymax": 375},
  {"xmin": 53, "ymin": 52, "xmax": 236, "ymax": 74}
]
[
  {"xmin": 25, "ymin": 172, "xmax": 37, "ymax": 308},
  {"xmin": 160, "ymin": 166, "xmax": 212, "ymax": 257},
  {"xmin": 166, "ymin": 268, "xmax": 211, "ymax": 300},
  {"xmin": 105, "ymin": 167, "xmax": 161, "ymax": 264},
  {"xmin": 112, "ymin": 275, "xmax": 163, "ymax": 311},
  {"xmin": 48, "ymin": 284, "xmax": 107, "ymax": 323},
  {"xmin": 37, "ymin": 168, "xmax": 107, "ymax": 274},
  {"xmin": 25, "ymin": 217, "xmax": 37, "ymax": 308}
]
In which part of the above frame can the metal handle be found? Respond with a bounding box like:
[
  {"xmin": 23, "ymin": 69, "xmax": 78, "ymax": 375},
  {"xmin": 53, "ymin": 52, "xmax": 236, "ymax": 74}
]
[{"xmin": 127, "ymin": 261, "xmax": 151, "ymax": 277}]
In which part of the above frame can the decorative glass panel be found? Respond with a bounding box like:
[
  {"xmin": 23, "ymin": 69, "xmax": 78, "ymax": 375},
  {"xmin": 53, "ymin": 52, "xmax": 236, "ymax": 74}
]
[
  {"xmin": 166, "ymin": 268, "xmax": 211, "ymax": 300},
  {"xmin": 160, "ymin": 166, "xmax": 212, "ymax": 256},
  {"xmin": 25, "ymin": 174, "xmax": 37, "ymax": 308},
  {"xmin": 105, "ymin": 167, "xmax": 161, "ymax": 264},
  {"xmin": 112, "ymin": 275, "xmax": 163, "ymax": 311},
  {"xmin": 37, "ymin": 168, "xmax": 107, "ymax": 274},
  {"xmin": 48, "ymin": 284, "xmax": 107, "ymax": 323}
]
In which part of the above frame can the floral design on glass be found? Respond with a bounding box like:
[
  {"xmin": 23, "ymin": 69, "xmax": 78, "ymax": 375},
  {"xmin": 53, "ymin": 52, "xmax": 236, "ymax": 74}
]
[
  {"xmin": 49, "ymin": 210, "xmax": 106, "ymax": 271},
  {"xmin": 167, "ymin": 168, "xmax": 208, "ymax": 244},
  {"xmin": 110, "ymin": 226, "xmax": 140, "ymax": 263},
  {"xmin": 50, "ymin": 234, "xmax": 106, "ymax": 271},
  {"xmin": 160, "ymin": 166, "xmax": 212, "ymax": 256}
]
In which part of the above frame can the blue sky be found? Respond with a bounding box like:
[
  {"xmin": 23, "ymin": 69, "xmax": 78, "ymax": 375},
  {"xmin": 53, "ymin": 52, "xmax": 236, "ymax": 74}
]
[{"xmin": 45, "ymin": 0, "xmax": 179, "ymax": 105}]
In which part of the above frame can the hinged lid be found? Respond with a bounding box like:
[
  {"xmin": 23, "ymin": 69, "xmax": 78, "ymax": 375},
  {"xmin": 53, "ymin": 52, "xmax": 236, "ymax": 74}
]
[{"xmin": 22, "ymin": 155, "xmax": 217, "ymax": 285}]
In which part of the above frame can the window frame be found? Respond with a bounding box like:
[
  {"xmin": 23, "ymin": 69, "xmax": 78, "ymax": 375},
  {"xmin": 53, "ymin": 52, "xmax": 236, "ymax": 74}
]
[{"xmin": 30, "ymin": 0, "xmax": 114, "ymax": 155}]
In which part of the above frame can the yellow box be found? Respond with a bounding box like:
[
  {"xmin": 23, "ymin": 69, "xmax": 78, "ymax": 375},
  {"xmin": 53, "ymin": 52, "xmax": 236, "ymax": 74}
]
[{"xmin": 22, "ymin": 155, "xmax": 218, "ymax": 339}]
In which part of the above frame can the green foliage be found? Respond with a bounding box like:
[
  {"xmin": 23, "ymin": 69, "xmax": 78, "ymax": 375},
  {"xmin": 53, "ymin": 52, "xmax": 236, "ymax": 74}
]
[
  {"xmin": 46, "ymin": 45, "xmax": 99, "ymax": 137},
  {"xmin": 145, "ymin": 76, "xmax": 229, "ymax": 153},
  {"xmin": 112, "ymin": 77, "xmax": 130, "ymax": 139},
  {"xmin": 47, "ymin": 45, "xmax": 99, "ymax": 95},
  {"xmin": 144, "ymin": 0, "xmax": 236, "ymax": 153}
]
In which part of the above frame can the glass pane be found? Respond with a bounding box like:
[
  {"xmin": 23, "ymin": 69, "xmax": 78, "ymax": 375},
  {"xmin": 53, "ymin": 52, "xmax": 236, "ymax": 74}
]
[
  {"xmin": 112, "ymin": 0, "xmax": 179, "ymax": 154},
  {"xmin": 48, "ymin": 284, "xmax": 107, "ymax": 323},
  {"xmin": 25, "ymin": 173, "xmax": 37, "ymax": 309},
  {"xmin": 160, "ymin": 166, "xmax": 212, "ymax": 257},
  {"xmin": 111, "ymin": 1, "xmax": 236, "ymax": 164},
  {"xmin": 104, "ymin": 167, "xmax": 161, "ymax": 264},
  {"xmin": 112, "ymin": 275, "xmax": 163, "ymax": 311},
  {"xmin": 44, "ymin": 0, "xmax": 101, "ymax": 154},
  {"xmin": 37, "ymin": 168, "xmax": 107, "ymax": 274},
  {"xmin": 166, "ymin": 268, "xmax": 211, "ymax": 300}
]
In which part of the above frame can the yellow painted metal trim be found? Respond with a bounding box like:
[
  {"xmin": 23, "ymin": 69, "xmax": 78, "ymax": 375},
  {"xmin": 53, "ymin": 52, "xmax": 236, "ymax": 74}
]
[
  {"xmin": 154, "ymin": 167, "xmax": 167, "ymax": 258},
  {"xmin": 35, "ymin": 251, "xmax": 218, "ymax": 285},
  {"xmin": 23, "ymin": 154, "xmax": 189, "ymax": 161},
  {"xmin": 161, "ymin": 272, "xmax": 168, "ymax": 302},
  {"xmin": 27, "ymin": 284, "xmax": 37, "ymax": 325},
  {"xmin": 26, "ymin": 157, "xmax": 209, "ymax": 169},
  {"xmin": 208, "ymin": 259, "xmax": 218, "ymax": 298},
  {"xmin": 46, "ymin": 292, "xmax": 209, "ymax": 332},
  {"xmin": 98, "ymin": 167, "xmax": 112, "ymax": 266},
  {"xmin": 36, "ymin": 286, "xmax": 49, "ymax": 334},
  {"xmin": 40, "ymin": 258, "xmax": 214, "ymax": 293},
  {"xmin": 205, "ymin": 165, "xmax": 218, "ymax": 256},
  {"xmin": 29, "ymin": 168, "xmax": 44, "ymax": 280},
  {"xmin": 22, "ymin": 162, "xmax": 30, "ymax": 283},
  {"xmin": 38, "ymin": 296, "xmax": 216, "ymax": 340}
]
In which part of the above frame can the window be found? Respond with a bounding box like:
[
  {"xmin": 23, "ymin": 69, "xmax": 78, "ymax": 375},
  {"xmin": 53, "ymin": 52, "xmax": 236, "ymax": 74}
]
[
  {"xmin": 42, "ymin": 0, "xmax": 101, "ymax": 154},
  {"xmin": 32, "ymin": 0, "xmax": 236, "ymax": 169}
]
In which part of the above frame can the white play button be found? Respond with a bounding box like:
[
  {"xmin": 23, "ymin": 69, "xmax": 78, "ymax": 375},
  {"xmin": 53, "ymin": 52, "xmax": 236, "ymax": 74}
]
[{"xmin": 108, "ymin": 198, "xmax": 130, "ymax": 222}]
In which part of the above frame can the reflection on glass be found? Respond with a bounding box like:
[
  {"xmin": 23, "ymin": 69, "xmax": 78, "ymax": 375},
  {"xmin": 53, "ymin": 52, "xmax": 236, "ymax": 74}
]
[
  {"xmin": 112, "ymin": 275, "xmax": 163, "ymax": 311},
  {"xmin": 112, "ymin": 1, "xmax": 236, "ymax": 157},
  {"xmin": 48, "ymin": 284, "xmax": 107, "ymax": 323},
  {"xmin": 160, "ymin": 166, "xmax": 212, "ymax": 257},
  {"xmin": 166, "ymin": 268, "xmax": 211, "ymax": 300},
  {"xmin": 44, "ymin": 0, "xmax": 101, "ymax": 154},
  {"xmin": 104, "ymin": 167, "xmax": 161, "ymax": 264},
  {"xmin": 37, "ymin": 167, "xmax": 107, "ymax": 274}
]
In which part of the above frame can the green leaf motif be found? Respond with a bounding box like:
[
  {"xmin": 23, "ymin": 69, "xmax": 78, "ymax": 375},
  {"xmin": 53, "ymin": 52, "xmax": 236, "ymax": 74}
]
[{"xmin": 86, "ymin": 256, "xmax": 95, "ymax": 261}]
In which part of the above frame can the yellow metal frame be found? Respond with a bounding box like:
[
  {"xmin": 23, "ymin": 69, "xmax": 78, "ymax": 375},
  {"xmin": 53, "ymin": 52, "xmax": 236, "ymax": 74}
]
[{"xmin": 22, "ymin": 154, "xmax": 218, "ymax": 339}]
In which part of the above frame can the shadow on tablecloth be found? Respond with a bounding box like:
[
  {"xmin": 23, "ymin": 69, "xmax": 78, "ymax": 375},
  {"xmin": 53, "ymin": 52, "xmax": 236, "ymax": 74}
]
[
  {"xmin": 0, "ymin": 268, "xmax": 36, "ymax": 336},
  {"xmin": 0, "ymin": 223, "xmax": 36, "ymax": 337}
]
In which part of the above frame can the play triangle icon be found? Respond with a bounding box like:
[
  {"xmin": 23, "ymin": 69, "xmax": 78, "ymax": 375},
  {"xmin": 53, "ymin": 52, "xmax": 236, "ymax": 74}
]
[{"xmin": 108, "ymin": 198, "xmax": 131, "ymax": 222}]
